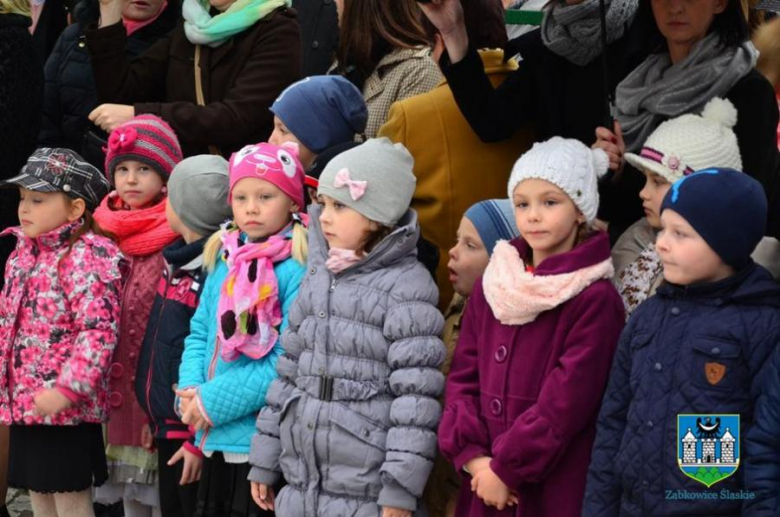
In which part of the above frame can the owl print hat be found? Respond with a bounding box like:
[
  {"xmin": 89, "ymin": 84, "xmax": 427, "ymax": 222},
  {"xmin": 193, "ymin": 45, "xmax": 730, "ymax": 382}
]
[{"xmin": 228, "ymin": 142, "xmax": 306, "ymax": 209}]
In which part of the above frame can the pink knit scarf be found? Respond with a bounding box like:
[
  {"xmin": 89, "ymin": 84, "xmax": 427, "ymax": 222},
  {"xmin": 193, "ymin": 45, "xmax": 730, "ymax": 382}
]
[
  {"xmin": 94, "ymin": 195, "xmax": 178, "ymax": 257},
  {"xmin": 482, "ymin": 240, "xmax": 614, "ymax": 325},
  {"xmin": 217, "ymin": 228, "xmax": 293, "ymax": 362}
]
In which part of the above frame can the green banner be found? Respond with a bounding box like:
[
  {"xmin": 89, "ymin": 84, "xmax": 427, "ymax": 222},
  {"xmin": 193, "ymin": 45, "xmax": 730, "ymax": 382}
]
[{"xmin": 504, "ymin": 9, "xmax": 543, "ymax": 26}]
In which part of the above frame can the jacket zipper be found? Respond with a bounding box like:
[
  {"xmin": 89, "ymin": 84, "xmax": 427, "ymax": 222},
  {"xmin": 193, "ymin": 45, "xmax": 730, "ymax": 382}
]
[
  {"xmin": 8, "ymin": 244, "xmax": 39, "ymax": 422},
  {"xmin": 199, "ymin": 317, "xmax": 223, "ymax": 451},
  {"xmin": 144, "ymin": 268, "xmax": 174, "ymax": 436}
]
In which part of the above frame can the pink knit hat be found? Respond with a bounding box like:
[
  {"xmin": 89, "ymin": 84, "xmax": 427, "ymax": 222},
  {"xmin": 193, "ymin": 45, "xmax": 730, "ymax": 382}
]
[
  {"xmin": 105, "ymin": 115, "xmax": 183, "ymax": 183},
  {"xmin": 228, "ymin": 142, "xmax": 305, "ymax": 209}
]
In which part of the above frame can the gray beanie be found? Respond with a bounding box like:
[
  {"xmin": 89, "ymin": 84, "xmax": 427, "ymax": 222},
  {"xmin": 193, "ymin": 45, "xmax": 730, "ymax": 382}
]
[
  {"xmin": 318, "ymin": 138, "xmax": 416, "ymax": 227},
  {"xmin": 168, "ymin": 155, "xmax": 232, "ymax": 236}
]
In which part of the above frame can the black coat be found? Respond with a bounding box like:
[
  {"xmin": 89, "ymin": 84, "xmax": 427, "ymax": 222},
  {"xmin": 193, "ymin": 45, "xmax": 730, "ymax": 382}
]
[
  {"xmin": 441, "ymin": 27, "xmax": 649, "ymax": 242},
  {"xmin": 39, "ymin": 0, "xmax": 179, "ymax": 169},
  {"xmin": 0, "ymin": 14, "xmax": 43, "ymax": 288},
  {"xmin": 292, "ymin": 0, "xmax": 338, "ymax": 77}
]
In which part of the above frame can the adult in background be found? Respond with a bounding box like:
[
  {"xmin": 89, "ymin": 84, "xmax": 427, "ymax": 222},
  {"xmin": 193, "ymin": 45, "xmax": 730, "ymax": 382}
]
[
  {"xmin": 594, "ymin": 0, "xmax": 780, "ymax": 237},
  {"xmin": 292, "ymin": 0, "xmax": 338, "ymax": 76},
  {"xmin": 378, "ymin": 0, "xmax": 533, "ymax": 309},
  {"xmin": 0, "ymin": 4, "xmax": 42, "ymax": 514},
  {"xmin": 40, "ymin": 0, "xmax": 179, "ymax": 169},
  {"xmin": 332, "ymin": 0, "xmax": 442, "ymax": 138},
  {"xmin": 419, "ymin": 0, "xmax": 649, "ymax": 242},
  {"xmin": 85, "ymin": 0, "xmax": 301, "ymax": 157}
]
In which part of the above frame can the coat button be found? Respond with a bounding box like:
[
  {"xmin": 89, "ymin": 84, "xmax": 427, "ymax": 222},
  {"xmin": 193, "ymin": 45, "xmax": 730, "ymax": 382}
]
[
  {"xmin": 318, "ymin": 311, "xmax": 326, "ymax": 318},
  {"xmin": 307, "ymin": 422, "xmax": 314, "ymax": 430},
  {"xmin": 654, "ymin": 362, "xmax": 662, "ymax": 372},
  {"xmin": 129, "ymin": 329, "xmax": 136, "ymax": 336},
  {"xmin": 494, "ymin": 346, "xmax": 508, "ymax": 363},
  {"xmin": 362, "ymin": 429, "xmax": 370, "ymax": 438},
  {"xmin": 646, "ymin": 420, "xmax": 654, "ymax": 428},
  {"xmin": 310, "ymin": 267, "xmax": 316, "ymax": 275},
  {"xmin": 311, "ymin": 40, "xmax": 319, "ymax": 49},
  {"xmin": 490, "ymin": 399, "xmax": 502, "ymax": 416},
  {"xmin": 109, "ymin": 392, "xmax": 123, "ymax": 408},
  {"xmin": 711, "ymin": 347, "xmax": 721, "ymax": 355},
  {"xmin": 109, "ymin": 363, "xmax": 124, "ymax": 378},
  {"xmin": 129, "ymin": 352, "xmax": 136, "ymax": 360},
  {"xmin": 671, "ymin": 307, "xmax": 680, "ymax": 316}
]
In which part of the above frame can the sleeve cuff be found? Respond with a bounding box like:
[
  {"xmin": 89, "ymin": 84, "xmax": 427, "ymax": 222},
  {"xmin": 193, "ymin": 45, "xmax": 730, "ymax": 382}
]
[
  {"xmin": 134, "ymin": 102, "xmax": 161, "ymax": 116},
  {"xmin": 451, "ymin": 444, "xmax": 491, "ymax": 475},
  {"xmin": 183, "ymin": 440, "xmax": 203, "ymax": 458},
  {"xmin": 247, "ymin": 466, "xmax": 281, "ymax": 486},
  {"xmin": 195, "ymin": 391, "xmax": 215, "ymax": 427},
  {"xmin": 489, "ymin": 457, "xmax": 521, "ymax": 491},
  {"xmin": 441, "ymin": 46, "xmax": 481, "ymax": 79},
  {"xmin": 377, "ymin": 479, "xmax": 417, "ymax": 512},
  {"xmin": 55, "ymin": 385, "xmax": 82, "ymax": 403}
]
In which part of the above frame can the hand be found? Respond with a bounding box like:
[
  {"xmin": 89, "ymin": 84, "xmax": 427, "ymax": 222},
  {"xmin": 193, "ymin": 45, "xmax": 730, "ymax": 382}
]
[
  {"xmin": 472, "ymin": 466, "xmax": 517, "ymax": 511},
  {"xmin": 464, "ymin": 456, "xmax": 492, "ymax": 476},
  {"xmin": 251, "ymin": 483, "xmax": 275, "ymax": 511},
  {"xmin": 89, "ymin": 104, "xmax": 135, "ymax": 132},
  {"xmin": 141, "ymin": 423, "xmax": 154, "ymax": 451},
  {"xmin": 177, "ymin": 391, "xmax": 209, "ymax": 431},
  {"xmin": 417, "ymin": 0, "xmax": 468, "ymax": 62},
  {"xmin": 593, "ymin": 121, "xmax": 626, "ymax": 173},
  {"xmin": 167, "ymin": 445, "xmax": 203, "ymax": 485},
  {"xmin": 176, "ymin": 388, "xmax": 196, "ymax": 415},
  {"xmin": 381, "ymin": 507, "xmax": 412, "ymax": 517},
  {"xmin": 33, "ymin": 389, "xmax": 72, "ymax": 416}
]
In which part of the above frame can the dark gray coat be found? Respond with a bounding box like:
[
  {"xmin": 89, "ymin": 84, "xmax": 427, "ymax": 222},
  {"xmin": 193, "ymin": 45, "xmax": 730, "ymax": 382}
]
[{"xmin": 249, "ymin": 205, "xmax": 446, "ymax": 515}]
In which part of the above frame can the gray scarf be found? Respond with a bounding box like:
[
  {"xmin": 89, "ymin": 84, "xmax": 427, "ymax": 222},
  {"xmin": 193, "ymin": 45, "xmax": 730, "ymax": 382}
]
[
  {"xmin": 616, "ymin": 33, "xmax": 758, "ymax": 152},
  {"xmin": 541, "ymin": 0, "xmax": 638, "ymax": 66}
]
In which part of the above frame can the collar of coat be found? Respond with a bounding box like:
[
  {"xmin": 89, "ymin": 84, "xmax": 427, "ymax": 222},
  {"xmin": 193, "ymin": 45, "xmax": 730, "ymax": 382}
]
[
  {"xmin": 1, "ymin": 220, "xmax": 81, "ymax": 253},
  {"xmin": 482, "ymin": 232, "xmax": 614, "ymax": 325},
  {"xmin": 307, "ymin": 203, "xmax": 420, "ymax": 277}
]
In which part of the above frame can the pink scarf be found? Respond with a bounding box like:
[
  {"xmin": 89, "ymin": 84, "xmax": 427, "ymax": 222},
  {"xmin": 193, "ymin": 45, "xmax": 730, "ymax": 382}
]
[
  {"xmin": 217, "ymin": 228, "xmax": 293, "ymax": 362},
  {"xmin": 482, "ymin": 240, "xmax": 614, "ymax": 325},
  {"xmin": 325, "ymin": 248, "xmax": 362, "ymax": 274},
  {"xmin": 94, "ymin": 195, "xmax": 178, "ymax": 257},
  {"xmin": 123, "ymin": 1, "xmax": 168, "ymax": 36}
]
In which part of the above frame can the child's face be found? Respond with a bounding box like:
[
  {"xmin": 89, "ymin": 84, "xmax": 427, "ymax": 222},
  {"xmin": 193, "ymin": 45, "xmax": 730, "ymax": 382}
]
[
  {"xmin": 448, "ymin": 217, "xmax": 489, "ymax": 297},
  {"xmin": 269, "ymin": 116, "xmax": 317, "ymax": 170},
  {"xmin": 639, "ymin": 169, "xmax": 671, "ymax": 229},
  {"xmin": 512, "ymin": 179, "xmax": 584, "ymax": 265},
  {"xmin": 114, "ymin": 160, "xmax": 165, "ymax": 210},
  {"xmin": 318, "ymin": 194, "xmax": 377, "ymax": 252},
  {"xmin": 121, "ymin": 0, "xmax": 164, "ymax": 22},
  {"xmin": 231, "ymin": 177, "xmax": 296, "ymax": 240},
  {"xmin": 18, "ymin": 188, "xmax": 82, "ymax": 238},
  {"xmin": 656, "ymin": 209, "xmax": 735, "ymax": 285}
]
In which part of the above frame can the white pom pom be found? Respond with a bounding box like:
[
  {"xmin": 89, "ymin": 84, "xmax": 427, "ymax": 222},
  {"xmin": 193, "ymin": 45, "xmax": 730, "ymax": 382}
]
[
  {"xmin": 701, "ymin": 97, "xmax": 738, "ymax": 129},
  {"xmin": 591, "ymin": 148, "xmax": 610, "ymax": 179}
]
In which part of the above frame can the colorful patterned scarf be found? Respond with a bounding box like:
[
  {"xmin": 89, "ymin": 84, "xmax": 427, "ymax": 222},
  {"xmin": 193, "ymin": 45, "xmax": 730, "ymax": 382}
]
[
  {"xmin": 217, "ymin": 226, "xmax": 292, "ymax": 362},
  {"xmin": 182, "ymin": 0, "xmax": 289, "ymax": 47},
  {"xmin": 617, "ymin": 243, "xmax": 664, "ymax": 317}
]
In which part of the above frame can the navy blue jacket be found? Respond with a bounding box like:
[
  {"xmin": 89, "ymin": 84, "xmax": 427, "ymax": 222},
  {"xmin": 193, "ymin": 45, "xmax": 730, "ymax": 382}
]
[
  {"xmin": 583, "ymin": 263, "xmax": 780, "ymax": 516},
  {"xmin": 745, "ymin": 342, "xmax": 780, "ymax": 515},
  {"xmin": 135, "ymin": 238, "xmax": 207, "ymax": 441}
]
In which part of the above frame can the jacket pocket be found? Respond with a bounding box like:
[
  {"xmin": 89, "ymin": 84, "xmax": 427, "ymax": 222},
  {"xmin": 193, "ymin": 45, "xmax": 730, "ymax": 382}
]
[
  {"xmin": 689, "ymin": 339, "xmax": 743, "ymax": 391},
  {"xmin": 628, "ymin": 331, "xmax": 654, "ymax": 393},
  {"xmin": 324, "ymin": 403, "xmax": 387, "ymax": 497},
  {"xmin": 278, "ymin": 392, "xmax": 304, "ymax": 485}
]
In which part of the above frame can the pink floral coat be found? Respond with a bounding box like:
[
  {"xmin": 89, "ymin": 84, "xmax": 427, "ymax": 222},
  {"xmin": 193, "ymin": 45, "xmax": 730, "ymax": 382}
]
[{"xmin": 0, "ymin": 221, "xmax": 124, "ymax": 426}]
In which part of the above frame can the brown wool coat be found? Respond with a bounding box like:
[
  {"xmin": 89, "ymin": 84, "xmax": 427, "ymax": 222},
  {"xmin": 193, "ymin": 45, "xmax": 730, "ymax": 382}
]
[{"xmin": 85, "ymin": 8, "xmax": 301, "ymax": 157}]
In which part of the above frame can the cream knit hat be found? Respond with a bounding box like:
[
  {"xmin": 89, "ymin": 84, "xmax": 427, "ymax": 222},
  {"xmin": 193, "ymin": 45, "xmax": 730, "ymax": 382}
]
[
  {"xmin": 625, "ymin": 97, "xmax": 742, "ymax": 183},
  {"xmin": 507, "ymin": 136, "xmax": 609, "ymax": 223}
]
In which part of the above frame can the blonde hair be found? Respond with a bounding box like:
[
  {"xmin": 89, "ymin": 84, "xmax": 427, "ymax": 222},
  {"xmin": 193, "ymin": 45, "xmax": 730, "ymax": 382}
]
[
  {"xmin": 0, "ymin": 0, "xmax": 30, "ymax": 15},
  {"xmin": 203, "ymin": 219, "xmax": 309, "ymax": 272},
  {"xmin": 754, "ymin": 17, "xmax": 780, "ymax": 88}
]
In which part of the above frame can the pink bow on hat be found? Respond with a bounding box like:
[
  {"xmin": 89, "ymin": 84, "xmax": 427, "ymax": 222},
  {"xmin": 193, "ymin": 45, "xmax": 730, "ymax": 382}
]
[
  {"xmin": 108, "ymin": 127, "xmax": 138, "ymax": 153},
  {"xmin": 334, "ymin": 168, "xmax": 367, "ymax": 201}
]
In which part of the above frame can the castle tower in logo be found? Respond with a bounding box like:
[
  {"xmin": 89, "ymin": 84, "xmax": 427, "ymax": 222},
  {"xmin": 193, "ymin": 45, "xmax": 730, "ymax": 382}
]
[{"xmin": 677, "ymin": 414, "xmax": 740, "ymax": 488}]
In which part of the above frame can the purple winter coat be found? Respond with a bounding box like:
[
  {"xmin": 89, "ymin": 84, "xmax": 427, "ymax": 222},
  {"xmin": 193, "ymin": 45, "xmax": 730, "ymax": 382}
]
[{"xmin": 438, "ymin": 233, "xmax": 625, "ymax": 517}]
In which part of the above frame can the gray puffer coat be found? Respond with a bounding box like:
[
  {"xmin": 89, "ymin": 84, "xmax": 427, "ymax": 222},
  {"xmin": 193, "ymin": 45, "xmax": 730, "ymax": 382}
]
[{"xmin": 248, "ymin": 205, "xmax": 446, "ymax": 515}]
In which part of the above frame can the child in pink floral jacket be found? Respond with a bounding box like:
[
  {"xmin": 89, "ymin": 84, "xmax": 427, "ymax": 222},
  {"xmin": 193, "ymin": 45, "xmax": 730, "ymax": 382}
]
[{"xmin": 0, "ymin": 148, "xmax": 124, "ymax": 517}]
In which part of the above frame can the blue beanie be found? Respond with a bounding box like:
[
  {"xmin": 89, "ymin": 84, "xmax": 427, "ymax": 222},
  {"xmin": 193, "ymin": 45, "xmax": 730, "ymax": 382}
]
[
  {"xmin": 661, "ymin": 168, "xmax": 767, "ymax": 269},
  {"xmin": 464, "ymin": 199, "xmax": 520, "ymax": 256},
  {"xmin": 270, "ymin": 76, "xmax": 368, "ymax": 154}
]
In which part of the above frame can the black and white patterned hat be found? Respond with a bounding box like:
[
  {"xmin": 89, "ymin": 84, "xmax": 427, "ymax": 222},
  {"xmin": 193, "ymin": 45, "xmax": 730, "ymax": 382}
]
[{"xmin": 0, "ymin": 148, "xmax": 111, "ymax": 211}]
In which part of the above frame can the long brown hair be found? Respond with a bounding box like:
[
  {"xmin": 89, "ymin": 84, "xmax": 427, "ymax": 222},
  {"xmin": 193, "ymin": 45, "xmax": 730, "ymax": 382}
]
[
  {"xmin": 59, "ymin": 209, "xmax": 112, "ymax": 267},
  {"xmin": 335, "ymin": 0, "xmax": 432, "ymax": 83}
]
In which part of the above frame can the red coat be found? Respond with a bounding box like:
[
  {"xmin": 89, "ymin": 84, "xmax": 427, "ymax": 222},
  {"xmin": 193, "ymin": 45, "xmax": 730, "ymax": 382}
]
[
  {"xmin": 438, "ymin": 234, "xmax": 625, "ymax": 517},
  {"xmin": 107, "ymin": 252, "xmax": 164, "ymax": 446}
]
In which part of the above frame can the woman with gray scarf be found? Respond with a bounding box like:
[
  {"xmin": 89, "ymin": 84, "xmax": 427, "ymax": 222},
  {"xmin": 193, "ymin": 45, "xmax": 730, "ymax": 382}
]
[
  {"xmin": 420, "ymin": 0, "xmax": 651, "ymax": 242},
  {"xmin": 594, "ymin": 0, "xmax": 780, "ymax": 237}
]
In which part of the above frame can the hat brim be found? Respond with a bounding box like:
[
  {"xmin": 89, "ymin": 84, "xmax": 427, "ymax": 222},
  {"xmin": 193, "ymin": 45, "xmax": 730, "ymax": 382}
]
[
  {"xmin": 0, "ymin": 173, "xmax": 59, "ymax": 193},
  {"xmin": 624, "ymin": 152, "xmax": 679, "ymax": 184}
]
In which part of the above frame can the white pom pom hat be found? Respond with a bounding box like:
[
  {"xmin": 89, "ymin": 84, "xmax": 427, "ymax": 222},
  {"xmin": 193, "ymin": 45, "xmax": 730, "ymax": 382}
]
[
  {"xmin": 507, "ymin": 136, "xmax": 609, "ymax": 224},
  {"xmin": 625, "ymin": 97, "xmax": 743, "ymax": 184}
]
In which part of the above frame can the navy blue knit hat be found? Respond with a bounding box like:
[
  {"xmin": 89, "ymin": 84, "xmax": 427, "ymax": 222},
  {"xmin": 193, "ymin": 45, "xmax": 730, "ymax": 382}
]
[
  {"xmin": 464, "ymin": 199, "xmax": 520, "ymax": 256},
  {"xmin": 661, "ymin": 168, "xmax": 767, "ymax": 269},
  {"xmin": 270, "ymin": 76, "xmax": 368, "ymax": 154}
]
